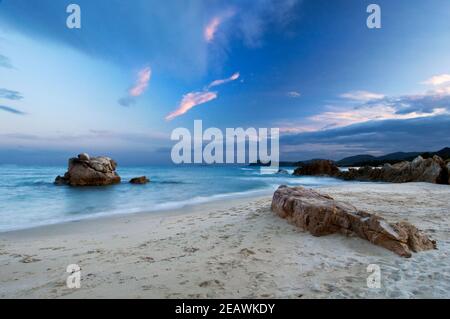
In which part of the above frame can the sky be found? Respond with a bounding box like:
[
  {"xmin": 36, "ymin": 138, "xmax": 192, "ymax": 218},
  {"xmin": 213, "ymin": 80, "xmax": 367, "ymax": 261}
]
[{"xmin": 0, "ymin": 0, "xmax": 450, "ymax": 165}]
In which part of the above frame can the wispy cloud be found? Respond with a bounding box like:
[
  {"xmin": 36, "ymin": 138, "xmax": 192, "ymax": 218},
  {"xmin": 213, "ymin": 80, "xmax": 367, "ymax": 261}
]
[
  {"xmin": 287, "ymin": 91, "xmax": 301, "ymax": 98},
  {"xmin": 280, "ymin": 115, "xmax": 450, "ymax": 161},
  {"xmin": 206, "ymin": 72, "xmax": 240, "ymax": 89},
  {"xmin": 306, "ymin": 104, "xmax": 447, "ymax": 130},
  {"xmin": 0, "ymin": 54, "xmax": 13, "ymax": 69},
  {"xmin": 423, "ymin": 74, "xmax": 450, "ymax": 86},
  {"xmin": 118, "ymin": 66, "xmax": 152, "ymax": 107},
  {"xmin": 422, "ymin": 73, "xmax": 450, "ymax": 97},
  {"xmin": 0, "ymin": 88, "xmax": 23, "ymax": 100},
  {"xmin": 165, "ymin": 91, "xmax": 218, "ymax": 121},
  {"xmin": 340, "ymin": 90, "xmax": 385, "ymax": 101},
  {"xmin": 204, "ymin": 10, "xmax": 235, "ymax": 43},
  {"xmin": 205, "ymin": 17, "xmax": 222, "ymax": 42},
  {"xmin": 130, "ymin": 67, "xmax": 152, "ymax": 97},
  {"xmin": 280, "ymin": 78, "xmax": 450, "ymax": 133},
  {"xmin": 166, "ymin": 72, "xmax": 240, "ymax": 121},
  {"xmin": 0, "ymin": 105, "xmax": 26, "ymax": 115}
]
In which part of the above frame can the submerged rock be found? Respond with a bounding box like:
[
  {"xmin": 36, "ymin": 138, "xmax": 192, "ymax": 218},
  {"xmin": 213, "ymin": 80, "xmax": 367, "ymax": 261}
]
[
  {"xmin": 276, "ymin": 169, "xmax": 289, "ymax": 175},
  {"xmin": 55, "ymin": 153, "xmax": 121, "ymax": 186},
  {"xmin": 271, "ymin": 185, "xmax": 436, "ymax": 257},
  {"xmin": 293, "ymin": 160, "xmax": 339, "ymax": 176},
  {"xmin": 129, "ymin": 176, "xmax": 150, "ymax": 184}
]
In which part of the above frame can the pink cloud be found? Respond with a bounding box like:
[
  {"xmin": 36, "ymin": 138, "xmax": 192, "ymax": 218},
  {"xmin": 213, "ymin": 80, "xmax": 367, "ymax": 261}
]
[
  {"xmin": 204, "ymin": 10, "xmax": 235, "ymax": 43},
  {"xmin": 165, "ymin": 71, "xmax": 240, "ymax": 120},
  {"xmin": 340, "ymin": 90, "xmax": 385, "ymax": 101},
  {"xmin": 129, "ymin": 67, "xmax": 152, "ymax": 97},
  {"xmin": 207, "ymin": 72, "xmax": 240, "ymax": 89},
  {"xmin": 165, "ymin": 91, "xmax": 218, "ymax": 121},
  {"xmin": 204, "ymin": 17, "xmax": 222, "ymax": 42}
]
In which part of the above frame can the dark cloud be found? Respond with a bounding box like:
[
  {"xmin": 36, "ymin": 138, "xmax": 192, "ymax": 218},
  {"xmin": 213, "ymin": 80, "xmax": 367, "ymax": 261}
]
[
  {"xmin": 0, "ymin": 88, "xmax": 23, "ymax": 100},
  {"xmin": 0, "ymin": 54, "xmax": 13, "ymax": 69},
  {"xmin": 281, "ymin": 115, "xmax": 450, "ymax": 160},
  {"xmin": 0, "ymin": 105, "xmax": 26, "ymax": 115}
]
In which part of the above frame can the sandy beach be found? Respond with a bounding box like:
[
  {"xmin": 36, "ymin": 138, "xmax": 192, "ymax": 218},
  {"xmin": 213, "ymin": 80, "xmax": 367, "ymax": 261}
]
[{"xmin": 0, "ymin": 182, "xmax": 449, "ymax": 299}]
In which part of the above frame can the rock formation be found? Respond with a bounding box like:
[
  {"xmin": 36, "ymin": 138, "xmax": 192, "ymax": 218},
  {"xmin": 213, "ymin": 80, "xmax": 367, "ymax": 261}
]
[
  {"xmin": 271, "ymin": 186, "xmax": 436, "ymax": 257},
  {"xmin": 293, "ymin": 156, "xmax": 449, "ymax": 185},
  {"xmin": 337, "ymin": 156, "xmax": 448, "ymax": 184},
  {"xmin": 293, "ymin": 160, "xmax": 339, "ymax": 176},
  {"xmin": 447, "ymin": 162, "xmax": 450, "ymax": 185},
  {"xmin": 129, "ymin": 176, "xmax": 150, "ymax": 184},
  {"xmin": 55, "ymin": 153, "xmax": 121, "ymax": 186}
]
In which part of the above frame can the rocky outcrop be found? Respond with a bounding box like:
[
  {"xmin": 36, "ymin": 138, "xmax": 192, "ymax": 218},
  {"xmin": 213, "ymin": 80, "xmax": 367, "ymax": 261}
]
[
  {"xmin": 293, "ymin": 160, "xmax": 339, "ymax": 176},
  {"xmin": 271, "ymin": 186, "xmax": 436, "ymax": 257},
  {"xmin": 447, "ymin": 162, "xmax": 450, "ymax": 185},
  {"xmin": 337, "ymin": 156, "xmax": 448, "ymax": 184},
  {"xmin": 55, "ymin": 153, "xmax": 121, "ymax": 186},
  {"xmin": 129, "ymin": 176, "xmax": 150, "ymax": 184}
]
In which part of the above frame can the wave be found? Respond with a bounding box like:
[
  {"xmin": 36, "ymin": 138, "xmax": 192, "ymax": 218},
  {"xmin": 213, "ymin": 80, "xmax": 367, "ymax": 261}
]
[
  {"xmin": 152, "ymin": 181, "xmax": 189, "ymax": 185},
  {"xmin": 147, "ymin": 188, "xmax": 274, "ymax": 211},
  {"xmin": 0, "ymin": 187, "xmax": 275, "ymax": 233}
]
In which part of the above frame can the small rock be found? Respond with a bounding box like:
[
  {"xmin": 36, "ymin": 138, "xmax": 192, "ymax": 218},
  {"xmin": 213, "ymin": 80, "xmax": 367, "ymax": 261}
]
[
  {"xmin": 239, "ymin": 248, "xmax": 256, "ymax": 257},
  {"xmin": 184, "ymin": 247, "xmax": 199, "ymax": 253},
  {"xmin": 20, "ymin": 256, "xmax": 41, "ymax": 263},
  {"xmin": 129, "ymin": 176, "xmax": 150, "ymax": 184}
]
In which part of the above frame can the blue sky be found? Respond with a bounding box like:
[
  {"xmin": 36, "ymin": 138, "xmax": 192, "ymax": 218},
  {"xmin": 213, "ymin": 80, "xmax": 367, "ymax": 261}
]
[{"xmin": 0, "ymin": 0, "xmax": 450, "ymax": 164}]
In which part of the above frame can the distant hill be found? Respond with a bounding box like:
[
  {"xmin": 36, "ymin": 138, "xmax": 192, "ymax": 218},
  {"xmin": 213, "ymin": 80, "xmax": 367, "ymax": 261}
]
[
  {"xmin": 336, "ymin": 148, "xmax": 450, "ymax": 167},
  {"xmin": 335, "ymin": 155, "xmax": 376, "ymax": 167}
]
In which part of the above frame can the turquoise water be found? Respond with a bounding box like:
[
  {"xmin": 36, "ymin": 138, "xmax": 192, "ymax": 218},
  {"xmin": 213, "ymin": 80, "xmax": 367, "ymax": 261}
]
[{"xmin": 0, "ymin": 165, "xmax": 350, "ymax": 232}]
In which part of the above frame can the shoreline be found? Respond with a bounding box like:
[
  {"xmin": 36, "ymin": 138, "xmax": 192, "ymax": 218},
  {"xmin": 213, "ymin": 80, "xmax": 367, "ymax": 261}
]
[
  {"xmin": 0, "ymin": 187, "xmax": 276, "ymax": 235},
  {"xmin": 1, "ymin": 182, "xmax": 449, "ymax": 298},
  {"xmin": 1, "ymin": 193, "xmax": 272, "ymax": 239}
]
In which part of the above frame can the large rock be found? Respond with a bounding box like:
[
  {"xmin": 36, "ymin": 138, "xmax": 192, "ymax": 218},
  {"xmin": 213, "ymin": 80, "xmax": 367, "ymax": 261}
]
[
  {"xmin": 55, "ymin": 153, "xmax": 121, "ymax": 186},
  {"xmin": 337, "ymin": 156, "xmax": 449, "ymax": 184},
  {"xmin": 271, "ymin": 186, "xmax": 436, "ymax": 257},
  {"xmin": 293, "ymin": 160, "xmax": 339, "ymax": 176}
]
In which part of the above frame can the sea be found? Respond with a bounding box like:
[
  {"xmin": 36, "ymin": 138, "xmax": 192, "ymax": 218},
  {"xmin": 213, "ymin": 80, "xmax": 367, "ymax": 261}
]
[{"xmin": 0, "ymin": 165, "xmax": 352, "ymax": 232}]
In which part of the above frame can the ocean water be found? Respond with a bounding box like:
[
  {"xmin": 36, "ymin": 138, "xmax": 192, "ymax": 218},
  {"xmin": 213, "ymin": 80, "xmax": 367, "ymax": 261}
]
[{"xmin": 0, "ymin": 165, "xmax": 350, "ymax": 232}]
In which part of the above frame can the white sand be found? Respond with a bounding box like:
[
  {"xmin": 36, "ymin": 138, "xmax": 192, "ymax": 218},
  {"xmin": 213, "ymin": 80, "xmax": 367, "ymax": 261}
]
[{"xmin": 0, "ymin": 182, "xmax": 449, "ymax": 299}]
